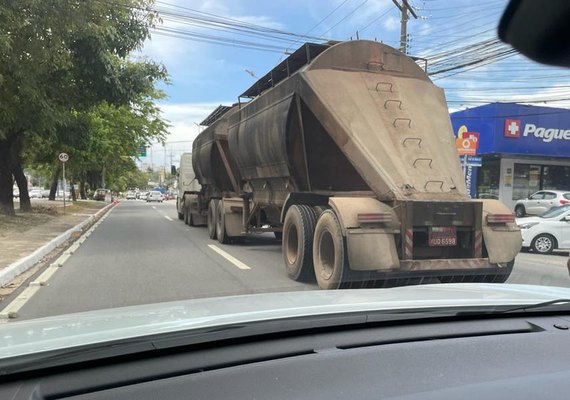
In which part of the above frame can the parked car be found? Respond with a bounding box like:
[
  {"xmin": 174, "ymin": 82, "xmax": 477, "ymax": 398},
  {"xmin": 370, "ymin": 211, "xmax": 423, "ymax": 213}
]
[
  {"xmin": 514, "ymin": 190, "xmax": 570, "ymax": 218},
  {"xmin": 516, "ymin": 204, "xmax": 570, "ymax": 253},
  {"xmin": 29, "ymin": 189, "xmax": 43, "ymax": 199},
  {"xmin": 126, "ymin": 191, "xmax": 136, "ymax": 200},
  {"xmin": 146, "ymin": 190, "xmax": 163, "ymax": 203},
  {"xmin": 93, "ymin": 188, "xmax": 111, "ymax": 201},
  {"xmin": 138, "ymin": 191, "xmax": 148, "ymax": 201},
  {"xmin": 477, "ymin": 193, "xmax": 499, "ymax": 200}
]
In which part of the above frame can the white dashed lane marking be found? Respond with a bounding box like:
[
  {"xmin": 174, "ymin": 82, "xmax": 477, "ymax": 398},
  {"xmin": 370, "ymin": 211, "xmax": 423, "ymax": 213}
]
[{"xmin": 207, "ymin": 245, "xmax": 251, "ymax": 270}]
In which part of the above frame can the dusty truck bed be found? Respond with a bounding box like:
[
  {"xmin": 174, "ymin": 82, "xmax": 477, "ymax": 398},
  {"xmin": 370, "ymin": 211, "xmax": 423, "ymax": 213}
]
[{"xmin": 227, "ymin": 40, "xmax": 468, "ymax": 204}]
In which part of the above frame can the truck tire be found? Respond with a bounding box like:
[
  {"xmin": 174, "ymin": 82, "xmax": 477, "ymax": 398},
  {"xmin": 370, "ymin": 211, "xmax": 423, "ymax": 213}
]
[
  {"xmin": 313, "ymin": 205, "xmax": 329, "ymax": 216},
  {"xmin": 177, "ymin": 204, "xmax": 184, "ymax": 220},
  {"xmin": 208, "ymin": 199, "xmax": 218, "ymax": 239},
  {"xmin": 185, "ymin": 205, "xmax": 196, "ymax": 227},
  {"xmin": 313, "ymin": 210, "xmax": 348, "ymax": 290},
  {"xmin": 216, "ymin": 200, "xmax": 230, "ymax": 244},
  {"xmin": 282, "ymin": 205, "xmax": 318, "ymax": 282}
]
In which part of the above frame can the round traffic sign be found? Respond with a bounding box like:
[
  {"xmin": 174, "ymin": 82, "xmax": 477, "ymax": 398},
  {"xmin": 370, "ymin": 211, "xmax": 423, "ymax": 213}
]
[{"xmin": 58, "ymin": 152, "xmax": 69, "ymax": 163}]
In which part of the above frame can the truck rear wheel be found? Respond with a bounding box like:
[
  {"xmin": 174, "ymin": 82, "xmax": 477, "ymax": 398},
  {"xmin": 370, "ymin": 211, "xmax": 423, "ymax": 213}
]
[
  {"xmin": 207, "ymin": 199, "xmax": 218, "ymax": 239},
  {"xmin": 313, "ymin": 210, "xmax": 348, "ymax": 290},
  {"xmin": 216, "ymin": 200, "xmax": 230, "ymax": 244},
  {"xmin": 282, "ymin": 205, "xmax": 318, "ymax": 281},
  {"xmin": 187, "ymin": 205, "xmax": 196, "ymax": 227}
]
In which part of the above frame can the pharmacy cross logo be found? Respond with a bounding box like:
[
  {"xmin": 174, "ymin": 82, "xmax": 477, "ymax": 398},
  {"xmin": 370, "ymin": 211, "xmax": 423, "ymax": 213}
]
[{"xmin": 504, "ymin": 119, "xmax": 521, "ymax": 138}]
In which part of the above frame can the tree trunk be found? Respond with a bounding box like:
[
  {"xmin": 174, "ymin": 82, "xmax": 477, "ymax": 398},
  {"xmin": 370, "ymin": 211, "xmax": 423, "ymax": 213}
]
[
  {"xmin": 11, "ymin": 159, "xmax": 31, "ymax": 212},
  {"xmin": 49, "ymin": 164, "xmax": 61, "ymax": 201},
  {"xmin": 70, "ymin": 182, "xmax": 77, "ymax": 201},
  {"xmin": 79, "ymin": 181, "xmax": 87, "ymax": 200},
  {"xmin": 0, "ymin": 139, "xmax": 15, "ymax": 216},
  {"xmin": 9, "ymin": 136, "xmax": 31, "ymax": 212}
]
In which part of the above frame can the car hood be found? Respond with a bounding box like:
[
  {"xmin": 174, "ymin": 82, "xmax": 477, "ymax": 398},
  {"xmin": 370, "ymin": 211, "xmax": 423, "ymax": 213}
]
[
  {"xmin": 516, "ymin": 216, "xmax": 542, "ymax": 225},
  {"xmin": 1, "ymin": 283, "xmax": 570, "ymax": 360}
]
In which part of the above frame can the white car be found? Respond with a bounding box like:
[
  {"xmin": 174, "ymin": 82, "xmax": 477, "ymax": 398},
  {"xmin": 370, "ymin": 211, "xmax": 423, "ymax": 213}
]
[
  {"xmin": 514, "ymin": 190, "xmax": 570, "ymax": 217},
  {"xmin": 29, "ymin": 189, "xmax": 43, "ymax": 199},
  {"xmin": 126, "ymin": 191, "xmax": 136, "ymax": 200},
  {"xmin": 146, "ymin": 191, "xmax": 163, "ymax": 203},
  {"xmin": 517, "ymin": 204, "xmax": 570, "ymax": 253},
  {"xmin": 138, "ymin": 192, "xmax": 148, "ymax": 201}
]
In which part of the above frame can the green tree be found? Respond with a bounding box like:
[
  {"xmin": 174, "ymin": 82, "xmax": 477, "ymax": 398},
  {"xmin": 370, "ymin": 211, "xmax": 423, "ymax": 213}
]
[{"xmin": 0, "ymin": 0, "xmax": 165, "ymax": 215}]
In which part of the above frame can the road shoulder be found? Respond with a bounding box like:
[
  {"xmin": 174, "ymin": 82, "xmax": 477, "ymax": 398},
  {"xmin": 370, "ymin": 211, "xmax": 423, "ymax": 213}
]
[{"xmin": 0, "ymin": 200, "xmax": 115, "ymax": 298}]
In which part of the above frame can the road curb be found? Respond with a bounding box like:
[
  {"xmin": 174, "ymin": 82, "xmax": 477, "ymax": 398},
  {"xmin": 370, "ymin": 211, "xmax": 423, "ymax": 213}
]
[{"xmin": 0, "ymin": 202, "xmax": 117, "ymax": 288}]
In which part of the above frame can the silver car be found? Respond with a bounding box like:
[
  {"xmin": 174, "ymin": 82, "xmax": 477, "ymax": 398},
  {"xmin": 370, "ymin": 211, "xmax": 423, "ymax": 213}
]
[
  {"xmin": 146, "ymin": 190, "xmax": 163, "ymax": 203},
  {"xmin": 514, "ymin": 190, "xmax": 570, "ymax": 217}
]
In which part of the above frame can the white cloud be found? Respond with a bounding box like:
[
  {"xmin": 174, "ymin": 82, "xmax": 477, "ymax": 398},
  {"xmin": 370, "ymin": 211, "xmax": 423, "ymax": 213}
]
[
  {"xmin": 158, "ymin": 102, "xmax": 233, "ymax": 142},
  {"xmin": 383, "ymin": 15, "xmax": 399, "ymax": 31},
  {"xmin": 144, "ymin": 101, "xmax": 233, "ymax": 168},
  {"xmin": 236, "ymin": 15, "xmax": 286, "ymax": 30}
]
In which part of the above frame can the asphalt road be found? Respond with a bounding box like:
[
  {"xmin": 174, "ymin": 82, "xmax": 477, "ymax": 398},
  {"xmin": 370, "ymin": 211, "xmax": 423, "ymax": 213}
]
[
  {"xmin": 14, "ymin": 200, "xmax": 312, "ymax": 320},
  {"xmin": 9, "ymin": 200, "xmax": 570, "ymax": 320}
]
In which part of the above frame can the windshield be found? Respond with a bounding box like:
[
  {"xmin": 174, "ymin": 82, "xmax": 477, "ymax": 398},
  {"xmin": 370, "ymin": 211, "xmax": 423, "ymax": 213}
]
[
  {"xmin": 1, "ymin": 0, "xmax": 570, "ymax": 343},
  {"xmin": 541, "ymin": 205, "xmax": 570, "ymax": 219}
]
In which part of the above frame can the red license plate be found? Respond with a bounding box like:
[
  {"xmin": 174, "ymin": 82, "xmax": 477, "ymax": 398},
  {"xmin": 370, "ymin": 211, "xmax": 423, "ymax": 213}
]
[{"xmin": 428, "ymin": 227, "xmax": 457, "ymax": 247}]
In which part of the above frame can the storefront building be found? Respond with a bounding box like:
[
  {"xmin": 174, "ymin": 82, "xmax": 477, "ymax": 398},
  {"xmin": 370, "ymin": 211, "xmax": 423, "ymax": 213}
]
[{"xmin": 450, "ymin": 103, "xmax": 570, "ymax": 210}]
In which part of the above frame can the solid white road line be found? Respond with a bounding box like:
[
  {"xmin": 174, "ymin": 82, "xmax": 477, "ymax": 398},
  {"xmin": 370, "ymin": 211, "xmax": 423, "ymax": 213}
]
[
  {"xmin": 207, "ymin": 245, "xmax": 251, "ymax": 270},
  {"xmin": 164, "ymin": 216, "xmax": 173, "ymax": 221}
]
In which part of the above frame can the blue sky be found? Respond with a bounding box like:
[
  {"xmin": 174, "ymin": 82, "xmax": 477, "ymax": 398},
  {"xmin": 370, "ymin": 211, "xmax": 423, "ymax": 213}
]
[{"xmin": 136, "ymin": 0, "xmax": 569, "ymax": 168}]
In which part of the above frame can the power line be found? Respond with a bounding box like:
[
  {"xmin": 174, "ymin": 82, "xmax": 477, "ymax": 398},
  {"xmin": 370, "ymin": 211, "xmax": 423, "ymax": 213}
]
[
  {"xmin": 358, "ymin": 6, "xmax": 394, "ymax": 33},
  {"xmin": 320, "ymin": 0, "xmax": 369, "ymax": 36},
  {"xmin": 305, "ymin": 0, "xmax": 352, "ymax": 35}
]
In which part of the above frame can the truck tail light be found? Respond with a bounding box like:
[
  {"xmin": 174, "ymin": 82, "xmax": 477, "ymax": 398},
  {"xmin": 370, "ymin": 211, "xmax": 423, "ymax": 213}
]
[
  {"xmin": 357, "ymin": 212, "xmax": 392, "ymax": 224},
  {"xmin": 486, "ymin": 213, "xmax": 515, "ymax": 224},
  {"xmin": 560, "ymin": 199, "xmax": 569, "ymax": 205}
]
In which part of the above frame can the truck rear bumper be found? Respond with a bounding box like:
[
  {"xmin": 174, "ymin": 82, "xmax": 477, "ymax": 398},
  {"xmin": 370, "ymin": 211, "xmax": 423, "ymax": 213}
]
[{"xmin": 398, "ymin": 258, "xmax": 510, "ymax": 271}]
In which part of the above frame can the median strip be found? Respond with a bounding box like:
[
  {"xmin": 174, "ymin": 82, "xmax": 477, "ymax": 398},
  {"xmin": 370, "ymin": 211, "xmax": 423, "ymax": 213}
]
[{"xmin": 207, "ymin": 245, "xmax": 251, "ymax": 270}]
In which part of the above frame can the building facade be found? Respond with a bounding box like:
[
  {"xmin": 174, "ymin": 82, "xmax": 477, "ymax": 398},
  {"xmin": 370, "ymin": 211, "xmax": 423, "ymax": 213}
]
[{"xmin": 450, "ymin": 103, "xmax": 570, "ymax": 210}]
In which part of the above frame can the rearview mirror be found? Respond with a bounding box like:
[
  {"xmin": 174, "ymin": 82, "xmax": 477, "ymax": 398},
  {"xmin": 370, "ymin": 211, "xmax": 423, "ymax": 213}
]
[{"xmin": 499, "ymin": 0, "xmax": 570, "ymax": 67}]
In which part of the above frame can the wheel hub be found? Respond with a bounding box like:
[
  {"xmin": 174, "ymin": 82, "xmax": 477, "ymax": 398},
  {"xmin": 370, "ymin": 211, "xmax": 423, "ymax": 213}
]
[{"xmin": 535, "ymin": 237, "xmax": 552, "ymax": 252}]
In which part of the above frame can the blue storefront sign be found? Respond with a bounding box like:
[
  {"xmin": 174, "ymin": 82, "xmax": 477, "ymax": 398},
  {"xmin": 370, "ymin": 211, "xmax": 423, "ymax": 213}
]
[
  {"xmin": 450, "ymin": 103, "xmax": 570, "ymax": 198},
  {"xmin": 451, "ymin": 103, "xmax": 570, "ymax": 158}
]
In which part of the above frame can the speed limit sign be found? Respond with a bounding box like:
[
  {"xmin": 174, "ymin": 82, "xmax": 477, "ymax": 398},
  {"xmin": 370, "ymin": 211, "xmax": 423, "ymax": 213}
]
[{"xmin": 58, "ymin": 152, "xmax": 69, "ymax": 163}]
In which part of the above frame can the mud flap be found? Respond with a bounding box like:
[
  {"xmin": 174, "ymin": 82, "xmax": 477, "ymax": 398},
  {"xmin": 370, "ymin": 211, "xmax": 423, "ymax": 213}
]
[
  {"xmin": 346, "ymin": 230, "xmax": 400, "ymax": 271},
  {"xmin": 481, "ymin": 199, "xmax": 522, "ymax": 264},
  {"xmin": 328, "ymin": 197, "xmax": 400, "ymax": 271},
  {"xmin": 221, "ymin": 197, "xmax": 245, "ymax": 237}
]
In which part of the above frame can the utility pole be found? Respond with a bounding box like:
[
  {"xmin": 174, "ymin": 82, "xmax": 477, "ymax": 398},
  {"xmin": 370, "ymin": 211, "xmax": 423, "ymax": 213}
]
[{"xmin": 391, "ymin": 0, "xmax": 417, "ymax": 54}]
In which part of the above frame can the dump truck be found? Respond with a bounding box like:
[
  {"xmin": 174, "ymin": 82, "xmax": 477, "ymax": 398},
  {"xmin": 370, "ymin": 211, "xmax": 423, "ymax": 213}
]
[
  {"xmin": 176, "ymin": 152, "xmax": 205, "ymax": 226},
  {"xmin": 184, "ymin": 40, "xmax": 522, "ymax": 290}
]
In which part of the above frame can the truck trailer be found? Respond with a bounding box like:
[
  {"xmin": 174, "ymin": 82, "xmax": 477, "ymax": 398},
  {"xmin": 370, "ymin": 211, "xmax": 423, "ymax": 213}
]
[{"xmin": 181, "ymin": 40, "xmax": 522, "ymax": 290}]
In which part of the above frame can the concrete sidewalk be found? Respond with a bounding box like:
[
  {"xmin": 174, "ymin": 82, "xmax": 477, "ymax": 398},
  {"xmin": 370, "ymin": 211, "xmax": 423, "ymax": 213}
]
[{"xmin": 0, "ymin": 200, "xmax": 112, "ymax": 290}]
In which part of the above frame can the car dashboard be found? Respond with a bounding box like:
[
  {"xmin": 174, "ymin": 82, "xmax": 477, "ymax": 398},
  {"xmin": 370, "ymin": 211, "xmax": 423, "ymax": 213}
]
[{"xmin": 2, "ymin": 313, "xmax": 570, "ymax": 399}]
